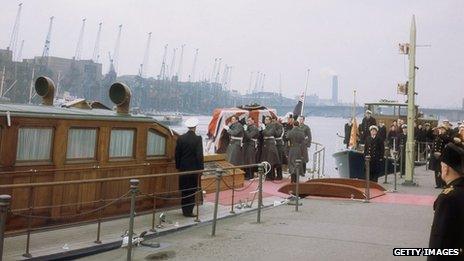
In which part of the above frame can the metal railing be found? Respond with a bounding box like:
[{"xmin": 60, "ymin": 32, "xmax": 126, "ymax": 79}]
[
  {"xmin": 0, "ymin": 162, "xmax": 269, "ymax": 261},
  {"xmin": 309, "ymin": 141, "xmax": 326, "ymax": 179}
]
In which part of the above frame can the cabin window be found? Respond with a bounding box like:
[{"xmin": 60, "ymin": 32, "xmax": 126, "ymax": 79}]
[
  {"xmin": 16, "ymin": 127, "xmax": 53, "ymax": 161},
  {"xmin": 147, "ymin": 130, "xmax": 166, "ymax": 156},
  {"xmin": 67, "ymin": 128, "xmax": 97, "ymax": 160},
  {"xmin": 109, "ymin": 129, "xmax": 135, "ymax": 158}
]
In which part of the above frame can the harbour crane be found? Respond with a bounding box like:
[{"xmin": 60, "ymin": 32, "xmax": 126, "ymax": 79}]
[
  {"xmin": 74, "ymin": 18, "xmax": 86, "ymax": 60},
  {"xmin": 177, "ymin": 44, "xmax": 185, "ymax": 81},
  {"xmin": 211, "ymin": 58, "xmax": 218, "ymax": 82},
  {"xmin": 215, "ymin": 58, "xmax": 222, "ymax": 83},
  {"xmin": 113, "ymin": 24, "xmax": 122, "ymax": 74},
  {"xmin": 169, "ymin": 47, "xmax": 177, "ymax": 79},
  {"xmin": 159, "ymin": 44, "xmax": 168, "ymax": 80},
  {"xmin": 42, "ymin": 16, "xmax": 54, "ymax": 58},
  {"xmin": 261, "ymin": 73, "xmax": 266, "ymax": 92},
  {"xmin": 248, "ymin": 71, "xmax": 254, "ymax": 94},
  {"xmin": 92, "ymin": 22, "xmax": 102, "ymax": 62},
  {"xmin": 190, "ymin": 48, "xmax": 198, "ymax": 82},
  {"xmin": 8, "ymin": 3, "xmax": 22, "ymax": 61},
  {"xmin": 16, "ymin": 40, "xmax": 24, "ymax": 61},
  {"xmin": 139, "ymin": 32, "xmax": 152, "ymax": 78}
]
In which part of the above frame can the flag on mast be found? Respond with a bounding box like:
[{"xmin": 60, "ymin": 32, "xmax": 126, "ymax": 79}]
[{"xmin": 348, "ymin": 117, "xmax": 358, "ymax": 149}]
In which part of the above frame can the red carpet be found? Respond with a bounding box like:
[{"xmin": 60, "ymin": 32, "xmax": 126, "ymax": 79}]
[{"xmin": 370, "ymin": 193, "xmax": 435, "ymax": 206}]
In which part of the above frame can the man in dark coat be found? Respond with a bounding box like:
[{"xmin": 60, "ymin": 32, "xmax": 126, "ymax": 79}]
[
  {"xmin": 343, "ymin": 118, "xmax": 353, "ymax": 148},
  {"xmin": 378, "ymin": 121, "xmax": 387, "ymax": 142},
  {"xmin": 225, "ymin": 115, "xmax": 244, "ymax": 166},
  {"xmin": 360, "ymin": 110, "xmax": 377, "ymax": 144},
  {"xmin": 283, "ymin": 113, "xmax": 295, "ymax": 159},
  {"xmin": 243, "ymin": 116, "xmax": 259, "ymax": 180},
  {"xmin": 428, "ymin": 141, "xmax": 464, "ymax": 260},
  {"xmin": 363, "ymin": 125, "xmax": 385, "ymax": 182},
  {"xmin": 286, "ymin": 121, "xmax": 305, "ymax": 183},
  {"xmin": 298, "ymin": 116, "xmax": 312, "ymax": 175},
  {"xmin": 175, "ymin": 117, "xmax": 204, "ymax": 217},
  {"xmin": 398, "ymin": 124, "xmax": 408, "ymax": 177},
  {"xmin": 261, "ymin": 116, "xmax": 280, "ymax": 180},
  {"xmin": 387, "ymin": 124, "xmax": 398, "ymax": 150}
]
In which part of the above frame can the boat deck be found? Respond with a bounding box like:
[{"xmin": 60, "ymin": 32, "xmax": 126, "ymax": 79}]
[{"xmin": 2, "ymin": 166, "xmax": 440, "ymax": 260}]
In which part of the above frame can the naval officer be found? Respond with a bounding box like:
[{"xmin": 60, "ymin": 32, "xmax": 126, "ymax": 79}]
[
  {"xmin": 428, "ymin": 141, "xmax": 464, "ymax": 260},
  {"xmin": 363, "ymin": 125, "xmax": 384, "ymax": 182},
  {"xmin": 175, "ymin": 117, "xmax": 204, "ymax": 217}
]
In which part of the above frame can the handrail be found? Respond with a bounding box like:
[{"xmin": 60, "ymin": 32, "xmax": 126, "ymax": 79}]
[
  {"xmin": 309, "ymin": 141, "xmax": 325, "ymax": 179},
  {"xmin": 0, "ymin": 163, "xmax": 264, "ymax": 189}
]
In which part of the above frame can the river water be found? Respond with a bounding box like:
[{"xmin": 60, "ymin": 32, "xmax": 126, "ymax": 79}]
[{"xmin": 171, "ymin": 116, "xmax": 348, "ymax": 177}]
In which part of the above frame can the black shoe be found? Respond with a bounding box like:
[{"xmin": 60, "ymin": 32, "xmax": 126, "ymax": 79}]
[{"xmin": 183, "ymin": 213, "xmax": 197, "ymax": 217}]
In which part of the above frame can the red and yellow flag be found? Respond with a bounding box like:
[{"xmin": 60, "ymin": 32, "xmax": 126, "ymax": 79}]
[{"xmin": 348, "ymin": 117, "xmax": 358, "ymax": 149}]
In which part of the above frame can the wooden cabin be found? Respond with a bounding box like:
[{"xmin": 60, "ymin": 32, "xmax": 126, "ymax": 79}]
[{"xmin": 0, "ymin": 77, "xmax": 183, "ymax": 232}]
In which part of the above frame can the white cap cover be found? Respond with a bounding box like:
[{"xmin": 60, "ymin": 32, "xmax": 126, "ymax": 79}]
[{"xmin": 185, "ymin": 117, "xmax": 199, "ymax": 128}]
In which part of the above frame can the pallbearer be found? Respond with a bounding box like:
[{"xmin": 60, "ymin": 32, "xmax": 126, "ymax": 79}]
[
  {"xmin": 243, "ymin": 116, "xmax": 259, "ymax": 180},
  {"xmin": 261, "ymin": 116, "xmax": 280, "ymax": 180},
  {"xmin": 286, "ymin": 121, "xmax": 305, "ymax": 183},
  {"xmin": 363, "ymin": 125, "xmax": 384, "ymax": 182},
  {"xmin": 298, "ymin": 116, "xmax": 312, "ymax": 175},
  {"xmin": 224, "ymin": 115, "xmax": 244, "ymax": 166},
  {"xmin": 274, "ymin": 117, "xmax": 285, "ymax": 180}
]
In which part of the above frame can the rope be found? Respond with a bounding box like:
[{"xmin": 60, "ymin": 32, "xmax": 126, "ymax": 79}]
[
  {"xmin": 222, "ymin": 177, "xmax": 257, "ymax": 192},
  {"xmin": 140, "ymin": 190, "xmax": 201, "ymax": 201},
  {"xmin": 10, "ymin": 191, "xmax": 131, "ymax": 220}
]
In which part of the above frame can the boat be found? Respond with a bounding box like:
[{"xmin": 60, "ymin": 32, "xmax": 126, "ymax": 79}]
[{"xmin": 333, "ymin": 100, "xmax": 438, "ymax": 179}]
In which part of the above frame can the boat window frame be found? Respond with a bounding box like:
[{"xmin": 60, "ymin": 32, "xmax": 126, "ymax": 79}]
[
  {"xmin": 65, "ymin": 127, "xmax": 99, "ymax": 163},
  {"xmin": 15, "ymin": 126, "xmax": 55, "ymax": 165},
  {"xmin": 108, "ymin": 127, "xmax": 137, "ymax": 161},
  {"xmin": 146, "ymin": 128, "xmax": 168, "ymax": 159}
]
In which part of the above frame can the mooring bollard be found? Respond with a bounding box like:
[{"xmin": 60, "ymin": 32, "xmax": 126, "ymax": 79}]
[
  {"xmin": 295, "ymin": 159, "xmax": 302, "ymax": 211},
  {"xmin": 211, "ymin": 169, "xmax": 224, "ymax": 236},
  {"xmin": 0, "ymin": 195, "xmax": 11, "ymax": 261},
  {"xmin": 257, "ymin": 163, "xmax": 264, "ymax": 224},
  {"xmin": 127, "ymin": 179, "xmax": 139, "ymax": 261},
  {"xmin": 364, "ymin": 155, "xmax": 371, "ymax": 203}
]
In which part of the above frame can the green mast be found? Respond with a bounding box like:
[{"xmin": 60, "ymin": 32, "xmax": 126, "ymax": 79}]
[{"xmin": 404, "ymin": 15, "xmax": 417, "ymax": 185}]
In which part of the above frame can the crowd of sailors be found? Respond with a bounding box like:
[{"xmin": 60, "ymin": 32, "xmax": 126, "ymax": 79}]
[
  {"xmin": 224, "ymin": 114, "xmax": 312, "ymax": 183},
  {"xmin": 344, "ymin": 110, "xmax": 464, "ymax": 187}
]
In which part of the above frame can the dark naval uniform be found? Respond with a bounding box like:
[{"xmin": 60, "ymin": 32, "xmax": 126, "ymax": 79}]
[
  {"xmin": 261, "ymin": 123, "xmax": 280, "ymax": 180},
  {"xmin": 175, "ymin": 130, "xmax": 204, "ymax": 216},
  {"xmin": 360, "ymin": 116, "xmax": 377, "ymax": 144},
  {"xmin": 428, "ymin": 177, "xmax": 464, "ymax": 260},
  {"xmin": 226, "ymin": 122, "xmax": 244, "ymax": 165},
  {"xmin": 398, "ymin": 132, "xmax": 407, "ymax": 177},
  {"xmin": 343, "ymin": 123, "xmax": 352, "ymax": 148},
  {"xmin": 283, "ymin": 122, "xmax": 294, "ymax": 159},
  {"xmin": 286, "ymin": 127, "xmax": 305, "ymax": 183},
  {"xmin": 243, "ymin": 124, "xmax": 259, "ymax": 179},
  {"xmin": 364, "ymin": 134, "xmax": 385, "ymax": 182},
  {"xmin": 274, "ymin": 121, "xmax": 285, "ymax": 180},
  {"xmin": 430, "ymin": 133, "xmax": 452, "ymax": 188}
]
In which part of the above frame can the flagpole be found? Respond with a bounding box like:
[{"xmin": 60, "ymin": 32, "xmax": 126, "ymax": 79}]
[
  {"xmin": 352, "ymin": 89, "xmax": 356, "ymax": 119},
  {"xmin": 301, "ymin": 69, "xmax": 310, "ymax": 116}
]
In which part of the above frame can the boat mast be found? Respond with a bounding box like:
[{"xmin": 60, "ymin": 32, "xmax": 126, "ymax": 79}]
[
  {"xmin": 301, "ymin": 69, "xmax": 310, "ymax": 116},
  {"xmin": 0, "ymin": 66, "xmax": 5, "ymax": 98},
  {"xmin": 28, "ymin": 67, "xmax": 35, "ymax": 104},
  {"xmin": 404, "ymin": 15, "xmax": 417, "ymax": 185}
]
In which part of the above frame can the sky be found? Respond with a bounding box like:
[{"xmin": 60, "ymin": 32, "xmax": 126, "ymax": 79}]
[{"xmin": 0, "ymin": 0, "xmax": 463, "ymax": 108}]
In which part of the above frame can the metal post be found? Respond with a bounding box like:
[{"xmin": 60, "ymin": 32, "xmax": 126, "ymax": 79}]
[
  {"xmin": 321, "ymin": 148, "xmax": 325, "ymax": 177},
  {"xmin": 0, "ymin": 195, "xmax": 11, "ymax": 261},
  {"xmin": 364, "ymin": 155, "xmax": 371, "ymax": 203},
  {"xmin": 150, "ymin": 191, "xmax": 156, "ymax": 232},
  {"xmin": 23, "ymin": 185, "xmax": 34, "ymax": 258},
  {"xmin": 211, "ymin": 169, "xmax": 223, "ymax": 236},
  {"xmin": 127, "ymin": 179, "xmax": 139, "ymax": 261},
  {"xmin": 383, "ymin": 147, "xmax": 389, "ymax": 184},
  {"xmin": 95, "ymin": 181, "xmax": 103, "ymax": 244},
  {"xmin": 194, "ymin": 174, "xmax": 201, "ymax": 223},
  {"xmin": 230, "ymin": 169, "xmax": 236, "ymax": 214},
  {"xmin": 257, "ymin": 163, "xmax": 264, "ymax": 224},
  {"xmin": 393, "ymin": 151, "xmax": 398, "ymax": 192},
  {"xmin": 295, "ymin": 160, "xmax": 302, "ymax": 211},
  {"xmin": 400, "ymin": 144, "xmax": 404, "ymax": 178}
]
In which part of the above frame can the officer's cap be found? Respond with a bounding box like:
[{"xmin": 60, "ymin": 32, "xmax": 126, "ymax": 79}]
[
  {"xmin": 369, "ymin": 125, "xmax": 378, "ymax": 131},
  {"xmin": 424, "ymin": 123, "xmax": 431, "ymax": 126},
  {"xmin": 365, "ymin": 110, "xmax": 372, "ymax": 114},
  {"xmin": 401, "ymin": 124, "xmax": 407, "ymax": 129},
  {"xmin": 441, "ymin": 142, "xmax": 464, "ymax": 175},
  {"xmin": 185, "ymin": 117, "xmax": 199, "ymax": 128}
]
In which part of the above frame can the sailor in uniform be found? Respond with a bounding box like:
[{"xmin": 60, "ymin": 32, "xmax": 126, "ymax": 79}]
[
  {"xmin": 283, "ymin": 113, "xmax": 295, "ymax": 161},
  {"xmin": 224, "ymin": 115, "xmax": 244, "ymax": 166},
  {"xmin": 260, "ymin": 116, "xmax": 280, "ymax": 180},
  {"xmin": 360, "ymin": 110, "xmax": 377, "ymax": 144},
  {"xmin": 363, "ymin": 125, "xmax": 385, "ymax": 182},
  {"xmin": 286, "ymin": 121, "xmax": 305, "ymax": 183},
  {"xmin": 428, "ymin": 141, "xmax": 464, "ymax": 260},
  {"xmin": 243, "ymin": 116, "xmax": 259, "ymax": 180},
  {"xmin": 430, "ymin": 125, "xmax": 453, "ymax": 188},
  {"xmin": 175, "ymin": 117, "xmax": 204, "ymax": 217},
  {"xmin": 398, "ymin": 124, "xmax": 408, "ymax": 177}
]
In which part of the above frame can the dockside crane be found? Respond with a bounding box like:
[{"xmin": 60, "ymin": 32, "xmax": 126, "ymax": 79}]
[
  {"xmin": 8, "ymin": 3, "xmax": 22, "ymax": 61},
  {"xmin": 92, "ymin": 22, "xmax": 102, "ymax": 63},
  {"xmin": 169, "ymin": 48, "xmax": 177, "ymax": 79},
  {"xmin": 261, "ymin": 73, "xmax": 266, "ymax": 92},
  {"xmin": 248, "ymin": 71, "xmax": 254, "ymax": 94},
  {"xmin": 139, "ymin": 32, "xmax": 152, "ymax": 78},
  {"xmin": 177, "ymin": 44, "xmax": 185, "ymax": 81},
  {"xmin": 215, "ymin": 58, "xmax": 222, "ymax": 83},
  {"xmin": 17, "ymin": 40, "xmax": 24, "ymax": 61},
  {"xmin": 42, "ymin": 16, "xmax": 55, "ymax": 58},
  {"xmin": 113, "ymin": 24, "xmax": 123, "ymax": 74},
  {"xmin": 159, "ymin": 44, "xmax": 168, "ymax": 80},
  {"xmin": 190, "ymin": 48, "xmax": 199, "ymax": 82},
  {"xmin": 74, "ymin": 18, "xmax": 86, "ymax": 60},
  {"xmin": 211, "ymin": 58, "xmax": 218, "ymax": 82}
]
